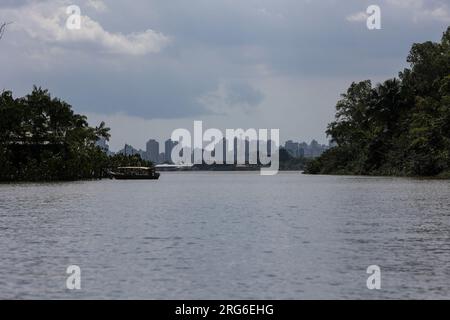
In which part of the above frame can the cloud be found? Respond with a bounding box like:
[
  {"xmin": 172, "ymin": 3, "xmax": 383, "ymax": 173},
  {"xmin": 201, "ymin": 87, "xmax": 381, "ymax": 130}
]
[
  {"xmin": 199, "ymin": 82, "xmax": 264, "ymax": 114},
  {"xmin": 386, "ymin": 0, "xmax": 450, "ymax": 22},
  {"xmin": 347, "ymin": 1, "xmax": 450, "ymax": 24},
  {"xmin": 0, "ymin": 0, "xmax": 31, "ymax": 7},
  {"xmin": 1, "ymin": 0, "xmax": 449, "ymax": 139},
  {"xmin": 86, "ymin": 0, "xmax": 107, "ymax": 12},
  {"xmin": 225, "ymin": 83, "xmax": 264, "ymax": 107},
  {"xmin": 1, "ymin": 0, "xmax": 170, "ymax": 55},
  {"xmin": 346, "ymin": 11, "xmax": 368, "ymax": 22},
  {"xmin": 385, "ymin": 0, "xmax": 423, "ymax": 9},
  {"xmin": 424, "ymin": 6, "xmax": 450, "ymax": 22}
]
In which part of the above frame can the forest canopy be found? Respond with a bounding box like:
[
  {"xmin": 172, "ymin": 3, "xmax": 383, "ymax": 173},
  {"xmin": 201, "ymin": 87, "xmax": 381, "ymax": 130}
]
[
  {"xmin": 305, "ymin": 27, "xmax": 450, "ymax": 177},
  {"xmin": 0, "ymin": 87, "xmax": 150, "ymax": 181}
]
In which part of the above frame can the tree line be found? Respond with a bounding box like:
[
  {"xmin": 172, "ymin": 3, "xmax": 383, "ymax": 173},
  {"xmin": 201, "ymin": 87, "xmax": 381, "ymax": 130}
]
[
  {"xmin": 0, "ymin": 87, "xmax": 151, "ymax": 181},
  {"xmin": 305, "ymin": 27, "xmax": 450, "ymax": 177}
]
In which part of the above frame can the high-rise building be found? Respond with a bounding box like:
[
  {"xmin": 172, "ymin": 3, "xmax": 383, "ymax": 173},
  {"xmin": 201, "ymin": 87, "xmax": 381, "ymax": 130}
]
[
  {"xmin": 222, "ymin": 137, "xmax": 227, "ymax": 164},
  {"xmin": 146, "ymin": 139, "xmax": 159, "ymax": 163},
  {"xmin": 118, "ymin": 144, "xmax": 140, "ymax": 156},
  {"xmin": 95, "ymin": 137, "xmax": 109, "ymax": 153},
  {"xmin": 285, "ymin": 140, "xmax": 300, "ymax": 157},
  {"xmin": 309, "ymin": 139, "xmax": 325, "ymax": 158},
  {"xmin": 165, "ymin": 139, "xmax": 178, "ymax": 164}
]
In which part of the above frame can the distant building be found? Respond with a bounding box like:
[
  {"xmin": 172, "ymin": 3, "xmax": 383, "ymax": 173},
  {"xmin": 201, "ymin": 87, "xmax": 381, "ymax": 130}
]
[
  {"xmin": 308, "ymin": 139, "xmax": 323, "ymax": 158},
  {"xmin": 165, "ymin": 139, "xmax": 178, "ymax": 163},
  {"xmin": 146, "ymin": 139, "xmax": 159, "ymax": 163},
  {"xmin": 285, "ymin": 140, "xmax": 301, "ymax": 158},
  {"xmin": 284, "ymin": 139, "xmax": 328, "ymax": 158},
  {"xmin": 298, "ymin": 148, "xmax": 305, "ymax": 157},
  {"xmin": 299, "ymin": 142, "xmax": 308, "ymax": 157},
  {"xmin": 96, "ymin": 137, "xmax": 109, "ymax": 152},
  {"xmin": 112, "ymin": 135, "xmax": 327, "ymax": 163},
  {"xmin": 95, "ymin": 137, "xmax": 115, "ymax": 156},
  {"xmin": 222, "ymin": 137, "xmax": 227, "ymax": 163},
  {"xmin": 118, "ymin": 144, "xmax": 140, "ymax": 157}
]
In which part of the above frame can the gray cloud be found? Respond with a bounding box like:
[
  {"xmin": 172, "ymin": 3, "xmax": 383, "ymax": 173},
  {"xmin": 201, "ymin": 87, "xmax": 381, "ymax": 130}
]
[
  {"xmin": 225, "ymin": 83, "xmax": 264, "ymax": 107},
  {"xmin": 0, "ymin": 0, "xmax": 31, "ymax": 7},
  {"xmin": 1, "ymin": 0, "xmax": 449, "ymax": 147}
]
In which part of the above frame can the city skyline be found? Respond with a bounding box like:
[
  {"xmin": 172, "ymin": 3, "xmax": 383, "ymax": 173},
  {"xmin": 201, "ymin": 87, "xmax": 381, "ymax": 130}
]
[{"xmin": 109, "ymin": 135, "xmax": 329, "ymax": 164}]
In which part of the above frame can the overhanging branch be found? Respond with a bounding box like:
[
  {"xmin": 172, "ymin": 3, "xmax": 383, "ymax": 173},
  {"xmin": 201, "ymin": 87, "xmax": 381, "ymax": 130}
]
[{"xmin": 0, "ymin": 22, "xmax": 12, "ymax": 40}]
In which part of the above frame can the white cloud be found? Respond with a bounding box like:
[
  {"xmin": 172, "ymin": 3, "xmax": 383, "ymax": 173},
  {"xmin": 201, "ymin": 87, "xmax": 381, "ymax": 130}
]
[
  {"xmin": 386, "ymin": 0, "xmax": 450, "ymax": 22},
  {"xmin": 86, "ymin": 0, "xmax": 107, "ymax": 12},
  {"xmin": 1, "ymin": 0, "xmax": 171, "ymax": 55},
  {"xmin": 347, "ymin": 1, "xmax": 450, "ymax": 24},
  {"xmin": 424, "ymin": 6, "xmax": 450, "ymax": 22},
  {"xmin": 346, "ymin": 11, "xmax": 368, "ymax": 22},
  {"xmin": 385, "ymin": 0, "xmax": 423, "ymax": 9}
]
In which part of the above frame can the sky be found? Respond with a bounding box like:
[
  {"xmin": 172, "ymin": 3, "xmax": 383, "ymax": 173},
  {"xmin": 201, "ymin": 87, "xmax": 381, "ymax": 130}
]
[{"xmin": 0, "ymin": 0, "xmax": 449, "ymax": 151}]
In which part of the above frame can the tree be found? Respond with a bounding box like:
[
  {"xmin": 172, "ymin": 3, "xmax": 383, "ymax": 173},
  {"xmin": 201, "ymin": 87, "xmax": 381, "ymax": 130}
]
[
  {"xmin": 305, "ymin": 27, "xmax": 450, "ymax": 177},
  {"xmin": 0, "ymin": 87, "xmax": 111, "ymax": 181},
  {"xmin": 0, "ymin": 87, "xmax": 155, "ymax": 181}
]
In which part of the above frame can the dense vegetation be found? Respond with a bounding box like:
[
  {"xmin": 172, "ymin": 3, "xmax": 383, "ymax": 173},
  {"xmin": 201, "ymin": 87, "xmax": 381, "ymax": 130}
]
[
  {"xmin": 0, "ymin": 87, "xmax": 151, "ymax": 181},
  {"xmin": 305, "ymin": 27, "xmax": 450, "ymax": 177},
  {"xmin": 278, "ymin": 148, "xmax": 308, "ymax": 171}
]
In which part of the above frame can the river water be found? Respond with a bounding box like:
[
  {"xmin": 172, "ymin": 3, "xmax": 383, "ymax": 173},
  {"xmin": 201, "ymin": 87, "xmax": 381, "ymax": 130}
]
[{"xmin": 1, "ymin": 172, "xmax": 450, "ymax": 299}]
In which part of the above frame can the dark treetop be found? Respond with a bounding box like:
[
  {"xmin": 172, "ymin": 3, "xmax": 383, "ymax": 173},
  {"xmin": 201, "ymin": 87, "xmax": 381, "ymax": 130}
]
[
  {"xmin": 0, "ymin": 87, "xmax": 151, "ymax": 181},
  {"xmin": 305, "ymin": 27, "xmax": 450, "ymax": 177}
]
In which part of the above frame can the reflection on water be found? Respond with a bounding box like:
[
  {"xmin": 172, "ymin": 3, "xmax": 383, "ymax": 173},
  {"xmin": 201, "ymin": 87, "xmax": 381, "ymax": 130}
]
[{"xmin": 1, "ymin": 172, "xmax": 450, "ymax": 299}]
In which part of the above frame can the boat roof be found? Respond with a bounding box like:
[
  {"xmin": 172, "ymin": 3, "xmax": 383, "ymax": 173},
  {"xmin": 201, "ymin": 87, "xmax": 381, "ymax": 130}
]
[
  {"xmin": 155, "ymin": 164, "xmax": 194, "ymax": 168},
  {"xmin": 117, "ymin": 166, "xmax": 152, "ymax": 170}
]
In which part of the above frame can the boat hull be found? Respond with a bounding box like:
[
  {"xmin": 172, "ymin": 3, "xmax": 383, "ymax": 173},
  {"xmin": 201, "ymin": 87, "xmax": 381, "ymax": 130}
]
[{"xmin": 111, "ymin": 173, "xmax": 160, "ymax": 180}]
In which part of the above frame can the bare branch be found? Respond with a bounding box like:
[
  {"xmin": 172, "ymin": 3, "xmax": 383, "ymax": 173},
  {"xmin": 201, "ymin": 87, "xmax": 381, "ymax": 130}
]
[{"xmin": 0, "ymin": 22, "xmax": 12, "ymax": 40}]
